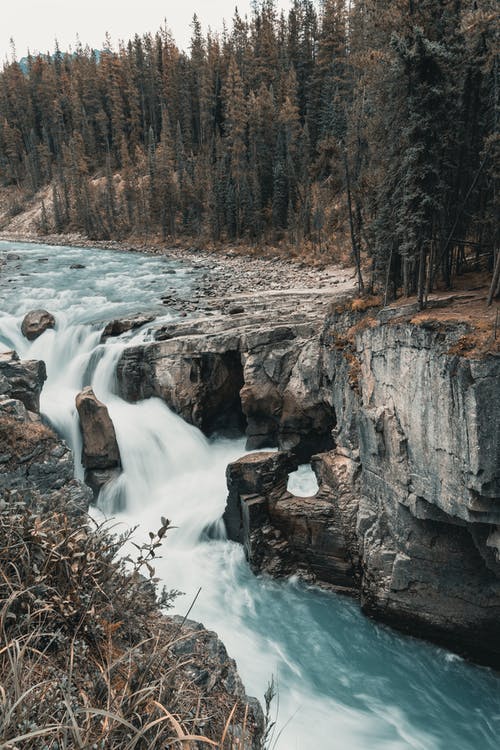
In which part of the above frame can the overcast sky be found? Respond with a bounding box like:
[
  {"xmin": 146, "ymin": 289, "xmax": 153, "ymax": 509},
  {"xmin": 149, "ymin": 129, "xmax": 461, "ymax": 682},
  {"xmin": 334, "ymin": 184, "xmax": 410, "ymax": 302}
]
[{"xmin": 1, "ymin": 0, "xmax": 293, "ymax": 62}]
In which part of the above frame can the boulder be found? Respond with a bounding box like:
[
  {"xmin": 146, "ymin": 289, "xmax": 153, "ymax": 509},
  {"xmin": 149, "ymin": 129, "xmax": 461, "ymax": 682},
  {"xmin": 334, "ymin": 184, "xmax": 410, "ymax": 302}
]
[
  {"xmin": 21, "ymin": 309, "xmax": 55, "ymax": 341},
  {"xmin": 75, "ymin": 387, "xmax": 121, "ymax": 471}
]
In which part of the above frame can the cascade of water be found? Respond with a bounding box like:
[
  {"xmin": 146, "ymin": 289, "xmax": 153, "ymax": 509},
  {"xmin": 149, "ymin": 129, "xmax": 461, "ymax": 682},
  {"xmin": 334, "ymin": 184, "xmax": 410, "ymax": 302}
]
[{"xmin": 1, "ymin": 241, "xmax": 499, "ymax": 750}]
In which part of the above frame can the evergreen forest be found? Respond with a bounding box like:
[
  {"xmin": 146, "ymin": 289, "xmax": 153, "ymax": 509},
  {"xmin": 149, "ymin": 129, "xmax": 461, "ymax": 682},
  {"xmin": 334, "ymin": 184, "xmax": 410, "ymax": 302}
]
[{"xmin": 0, "ymin": 0, "xmax": 498, "ymax": 304}]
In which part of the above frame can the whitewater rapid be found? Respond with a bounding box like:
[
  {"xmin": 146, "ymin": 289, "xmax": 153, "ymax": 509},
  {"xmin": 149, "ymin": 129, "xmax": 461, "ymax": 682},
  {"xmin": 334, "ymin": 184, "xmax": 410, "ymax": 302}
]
[{"xmin": 1, "ymin": 241, "xmax": 499, "ymax": 750}]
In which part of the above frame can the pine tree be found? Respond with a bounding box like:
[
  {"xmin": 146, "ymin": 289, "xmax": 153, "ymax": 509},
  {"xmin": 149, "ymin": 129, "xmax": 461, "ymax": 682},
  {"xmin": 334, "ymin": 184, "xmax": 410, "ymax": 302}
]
[{"xmin": 222, "ymin": 56, "xmax": 247, "ymax": 237}]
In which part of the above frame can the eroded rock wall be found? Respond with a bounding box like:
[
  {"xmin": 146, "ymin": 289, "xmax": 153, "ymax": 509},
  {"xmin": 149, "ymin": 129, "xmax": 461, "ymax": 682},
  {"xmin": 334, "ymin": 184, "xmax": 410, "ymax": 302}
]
[
  {"xmin": 223, "ymin": 451, "xmax": 359, "ymax": 593},
  {"xmin": 223, "ymin": 304, "xmax": 500, "ymax": 666},
  {"xmin": 355, "ymin": 323, "xmax": 500, "ymax": 666},
  {"xmin": 116, "ymin": 294, "xmax": 342, "ymax": 457}
]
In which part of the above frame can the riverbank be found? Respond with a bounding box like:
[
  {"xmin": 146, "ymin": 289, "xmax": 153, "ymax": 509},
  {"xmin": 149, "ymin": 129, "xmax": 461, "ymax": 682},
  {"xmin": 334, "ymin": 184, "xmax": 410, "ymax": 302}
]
[{"xmin": 0, "ymin": 231, "xmax": 357, "ymax": 320}]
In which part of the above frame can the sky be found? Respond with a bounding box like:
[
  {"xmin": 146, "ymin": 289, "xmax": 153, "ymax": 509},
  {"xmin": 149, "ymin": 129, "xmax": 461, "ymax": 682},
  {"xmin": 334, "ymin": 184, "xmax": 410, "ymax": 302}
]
[{"xmin": 1, "ymin": 0, "xmax": 292, "ymax": 62}]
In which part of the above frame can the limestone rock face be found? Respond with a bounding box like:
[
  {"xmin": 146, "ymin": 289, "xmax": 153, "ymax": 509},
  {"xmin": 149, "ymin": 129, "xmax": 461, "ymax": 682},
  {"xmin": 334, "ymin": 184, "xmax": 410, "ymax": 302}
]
[
  {"xmin": 21, "ymin": 309, "xmax": 55, "ymax": 340},
  {"xmin": 223, "ymin": 451, "xmax": 359, "ymax": 593},
  {"xmin": 357, "ymin": 324, "xmax": 499, "ymax": 521},
  {"xmin": 354, "ymin": 323, "xmax": 500, "ymax": 666},
  {"xmin": 0, "ymin": 350, "xmax": 46, "ymax": 413}
]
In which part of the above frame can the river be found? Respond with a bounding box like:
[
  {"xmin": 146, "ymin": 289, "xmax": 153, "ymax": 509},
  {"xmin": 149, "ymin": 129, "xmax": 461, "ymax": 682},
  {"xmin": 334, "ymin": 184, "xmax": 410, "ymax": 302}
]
[{"xmin": 1, "ymin": 240, "xmax": 499, "ymax": 750}]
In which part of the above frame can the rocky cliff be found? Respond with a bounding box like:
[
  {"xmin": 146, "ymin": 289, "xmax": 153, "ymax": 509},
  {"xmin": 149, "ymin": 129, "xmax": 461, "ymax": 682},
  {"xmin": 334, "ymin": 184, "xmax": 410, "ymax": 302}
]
[
  {"xmin": 354, "ymin": 319, "xmax": 500, "ymax": 666},
  {"xmin": 217, "ymin": 294, "xmax": 499, "ymax": 667}
]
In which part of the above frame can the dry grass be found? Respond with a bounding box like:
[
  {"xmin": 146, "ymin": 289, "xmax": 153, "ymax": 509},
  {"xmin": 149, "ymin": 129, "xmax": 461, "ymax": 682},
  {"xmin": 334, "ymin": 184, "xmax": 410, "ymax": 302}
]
[
  {"xmin": 0, "ymin": 503, "xmax": 264, "ymax": 749},
  {"xmin": 408, "ymin": 291, "xmax": 500, "ymax": 357},
  {"xmin": 350, "ymin": 295, "xmax": 382, "ymax": 313},
  {"xmin": 0, "ymin": 417, "xmax": 57, "ymax": 471},
  {"xmin": 332, "ymin": 294, "xmax": 382, "ymax": 317},
  {"xmin": 446, "ymin": 321, "xmax": 500, "ymax": 357}
]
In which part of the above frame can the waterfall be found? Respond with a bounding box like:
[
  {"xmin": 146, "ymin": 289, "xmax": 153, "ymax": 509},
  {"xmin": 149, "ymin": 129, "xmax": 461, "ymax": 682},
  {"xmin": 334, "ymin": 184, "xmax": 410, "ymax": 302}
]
[{"xmin": 1, "ymin": 240, "xmax": 499, "ymax": 750}]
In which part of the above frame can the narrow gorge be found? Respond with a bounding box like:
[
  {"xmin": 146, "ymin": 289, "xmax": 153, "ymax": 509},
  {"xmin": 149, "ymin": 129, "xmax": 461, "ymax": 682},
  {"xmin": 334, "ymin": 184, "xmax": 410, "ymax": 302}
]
[
  {"xmin": 114, "ymin": 276, "xmax": 500, "ymax": 667},
  {"xmin": 1, "ymin": 240, "xmax": 499, "ymax": 749}
]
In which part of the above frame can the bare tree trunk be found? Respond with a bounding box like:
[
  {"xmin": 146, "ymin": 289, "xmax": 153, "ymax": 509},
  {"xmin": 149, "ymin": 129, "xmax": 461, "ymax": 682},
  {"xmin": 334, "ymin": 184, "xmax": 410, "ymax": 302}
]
[
  {"xmin": 424, "ymin": 238, "xmax": 434, "ymax": 304},
  {"xmin": 343, "ymin": 147, "xmax": 364, "ymax": 294},
  {"xmin": 384, "ymin": 245, "xmax": 394, "ymax": 306},
  {"xmin": 417, "ymin": 241, "xmax": 426, "ymax": 310},
  {"xmin": 403, "ymin": 255, "xmax": 410, "ymax": 297},
  {"xmin": 487, "ymin": 248, "xmax": 500, "ymax": 306}
]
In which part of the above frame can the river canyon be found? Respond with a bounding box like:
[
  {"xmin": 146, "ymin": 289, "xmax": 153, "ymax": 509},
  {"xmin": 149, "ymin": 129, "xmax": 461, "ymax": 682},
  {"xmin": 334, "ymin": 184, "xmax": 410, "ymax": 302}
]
[{"xmin": 1, "ymin": 240, "xmax": 499, "ymax": 750}]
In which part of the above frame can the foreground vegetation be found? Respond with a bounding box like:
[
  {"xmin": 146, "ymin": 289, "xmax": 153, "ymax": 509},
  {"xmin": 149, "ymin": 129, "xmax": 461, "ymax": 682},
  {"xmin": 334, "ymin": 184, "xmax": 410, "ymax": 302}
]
[
  {"xmin": 0, "ymin": 0, "xmax": 498, "ymax": 304},
  {"xmin": 0, "ymin": 502, "xmax": 264, "ymax": 748}
]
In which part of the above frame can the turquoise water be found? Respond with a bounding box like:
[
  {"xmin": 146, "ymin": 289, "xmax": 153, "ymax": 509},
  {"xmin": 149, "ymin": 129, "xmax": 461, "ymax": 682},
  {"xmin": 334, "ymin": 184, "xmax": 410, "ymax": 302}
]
[{"xmin": 1, "ymin": 240, "xmax": 499, "ymax": 750}]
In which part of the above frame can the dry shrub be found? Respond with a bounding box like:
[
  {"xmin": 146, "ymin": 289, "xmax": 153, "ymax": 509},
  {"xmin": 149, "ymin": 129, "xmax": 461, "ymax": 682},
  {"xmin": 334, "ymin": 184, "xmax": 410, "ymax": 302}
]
[{"xmin": 0, "ymin": 503, "xmax": 264, "ymax": 749}]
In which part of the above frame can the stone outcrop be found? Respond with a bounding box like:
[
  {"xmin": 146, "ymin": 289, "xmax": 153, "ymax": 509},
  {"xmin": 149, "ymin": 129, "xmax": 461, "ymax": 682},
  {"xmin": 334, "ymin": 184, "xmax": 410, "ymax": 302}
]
[
  {"xmin": 223, "ymin": 451, "xmax": 359, "ymax": 593},
  {"xmin": 0, "ymin": 350, "xmax": 47, "ymax": 412},
  {"xmin": 116, "ymin": 289, "xmax": 345, "ymax": 455},
  {"xmin": 75, "ymin": 387, "xmax": 121, "ymax": 495},
  {"xmin": 20, "ymin": 309, "xmax": 55, "ymax": 340},
  {"xmin": 101, "ymin": 313, "xmax": 156, "ymax": 340},
  {"xmin": 0, "ymin": 355, "xmax": 91, "ymax": 513},
  {"xmin": 169, "ymin": 617, "xmax": 264, "ymax": 749}
]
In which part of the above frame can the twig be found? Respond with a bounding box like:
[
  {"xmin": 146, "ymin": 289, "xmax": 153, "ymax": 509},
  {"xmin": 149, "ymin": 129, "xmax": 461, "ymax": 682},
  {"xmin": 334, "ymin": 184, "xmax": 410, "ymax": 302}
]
[{"xmin": 173, "ymin": 587, "xmax": 202, "ymax": 638}]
